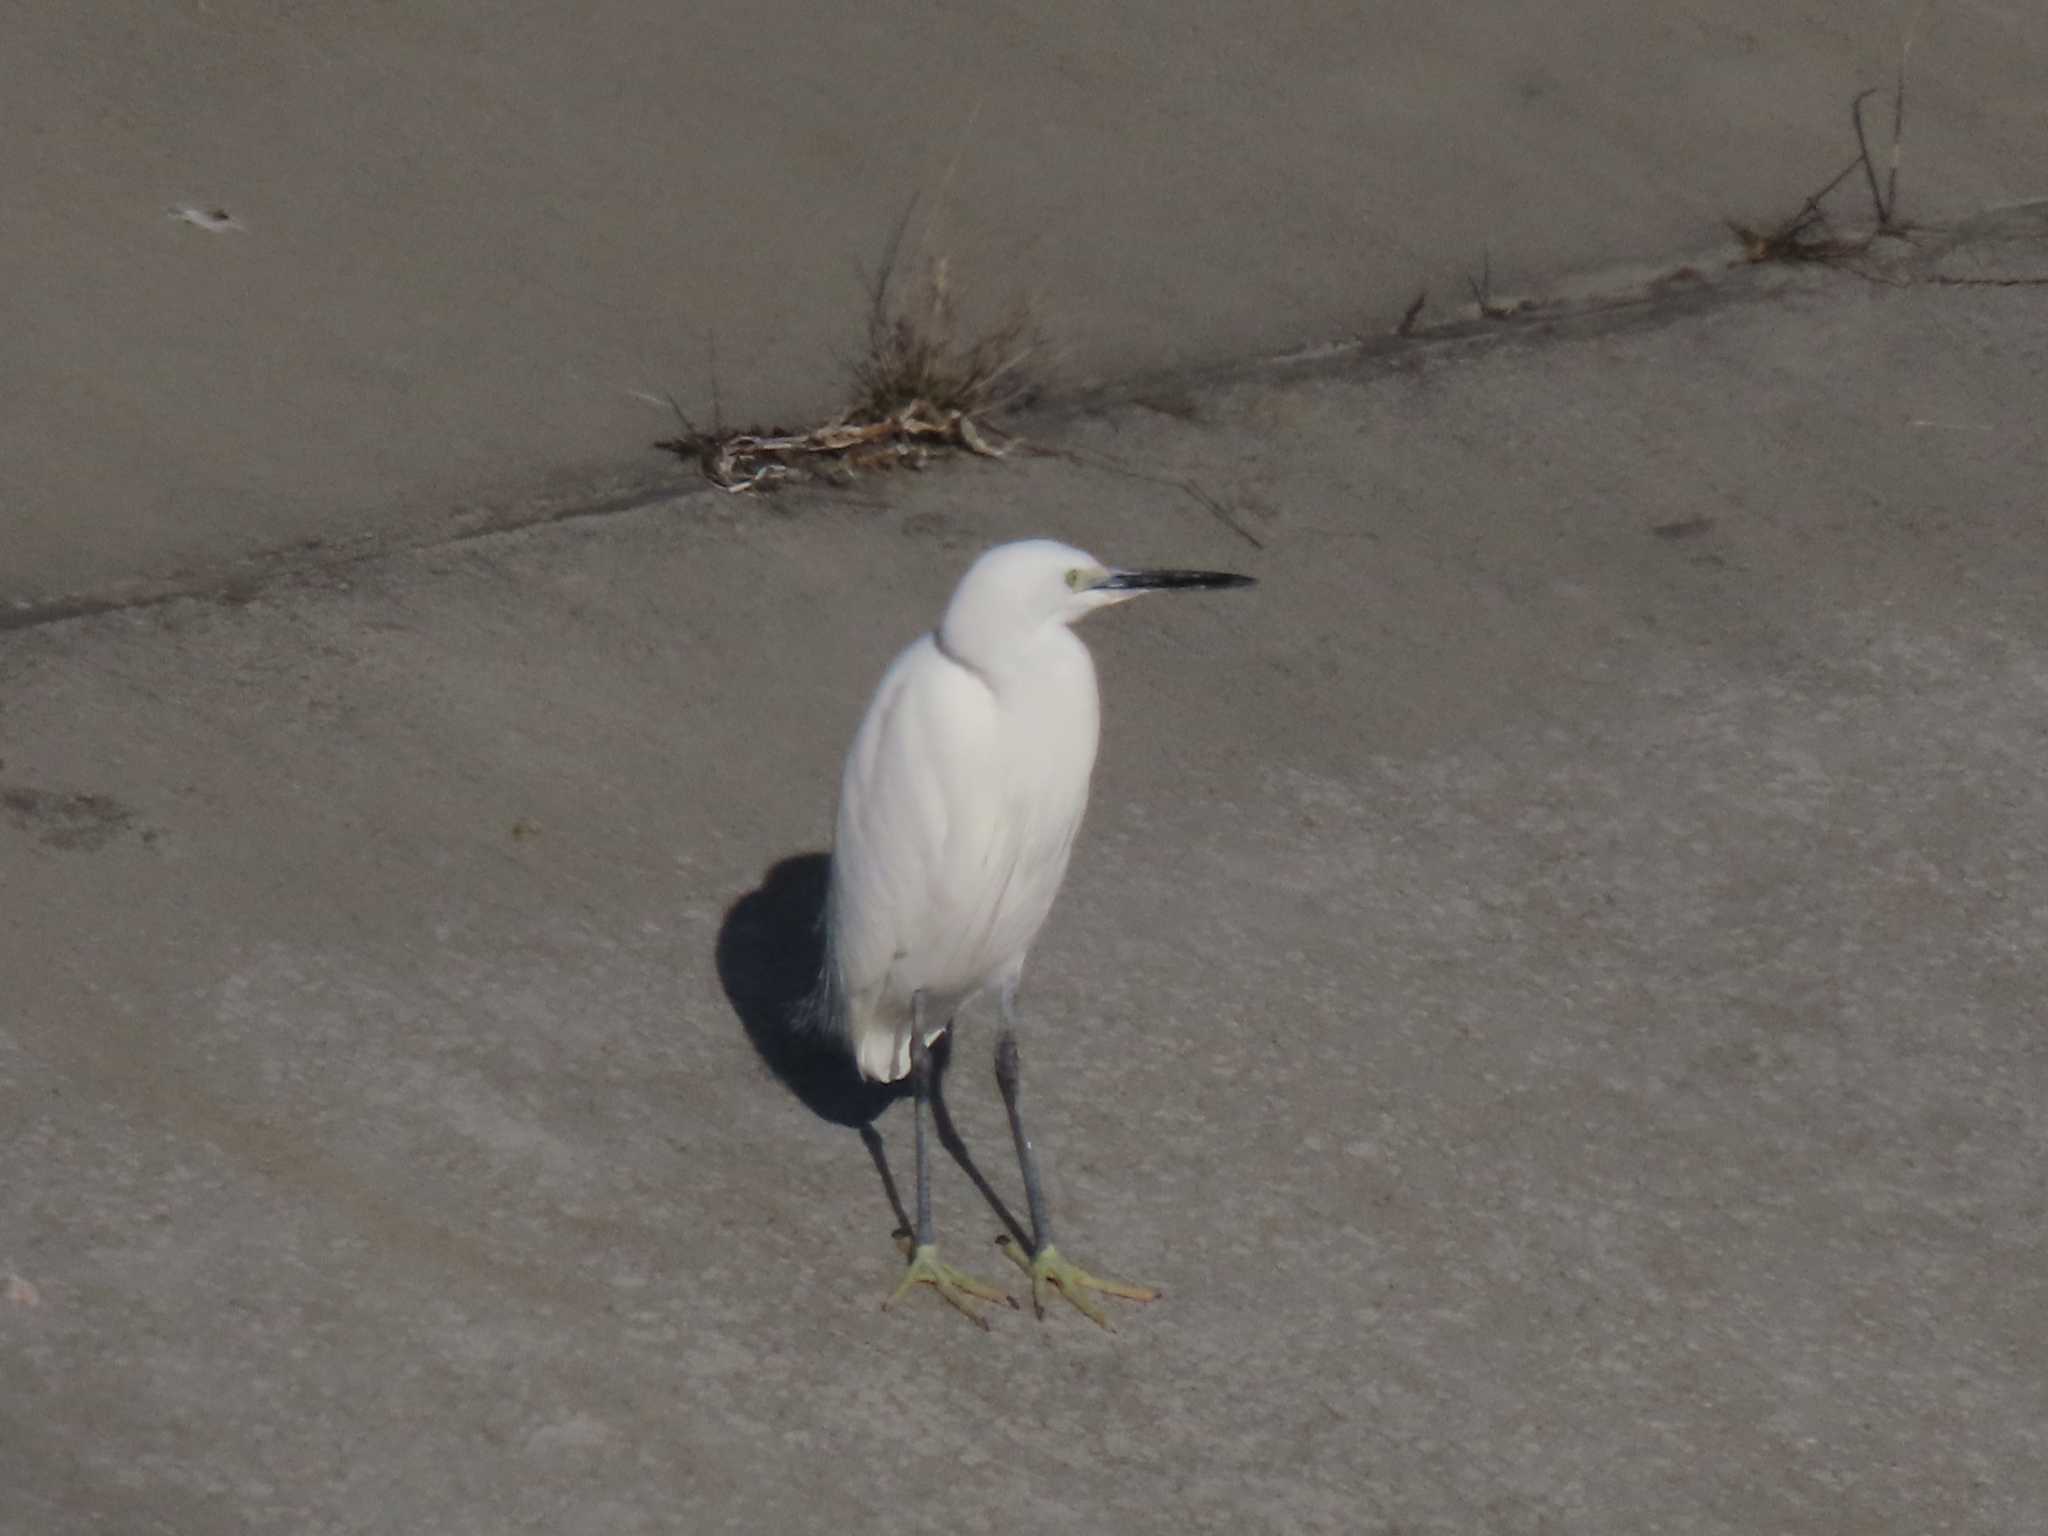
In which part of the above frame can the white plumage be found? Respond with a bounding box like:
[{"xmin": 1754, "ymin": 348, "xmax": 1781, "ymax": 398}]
[
  {"xmin": 822, "ymin": 540, "xmax": 1106, "ymax": 1081},
  {"xmin": 810, "ymin": 537, "xmax": 1254, "ymax": 1325}
]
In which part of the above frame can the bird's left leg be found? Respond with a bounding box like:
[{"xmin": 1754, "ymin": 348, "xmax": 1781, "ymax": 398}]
[
  {"xmin": 886, "ymin": 993, "xmax": 1012, "ymax": 1327},
  {"xmin": 993, "ymin": 982, "xmax": 1161, "ymax": 1328}
]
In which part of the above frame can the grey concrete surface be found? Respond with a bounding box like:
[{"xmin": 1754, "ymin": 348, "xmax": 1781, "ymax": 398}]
[
  {"xmin": 6, "ymin": 2, "xmax": 2048, "ymax": 607},
  {"xmin": 5, "ymin": 225, "xmax": 2047, "ymax": 1531}
]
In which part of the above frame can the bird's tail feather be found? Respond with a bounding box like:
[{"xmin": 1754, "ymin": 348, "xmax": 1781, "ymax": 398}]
[{"xmin": 801, "ymin": 882, "xmax": 851, "ymax": 1045}]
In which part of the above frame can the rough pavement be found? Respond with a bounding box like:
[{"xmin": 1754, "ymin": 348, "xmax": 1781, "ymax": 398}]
[
  {"xmin": 5, "ymin": 218, "xmax": 2047, "ymax": 1531},
  {"xmin": 6, "ymin": 2, "xmax": 2048, "ymax": 606}
]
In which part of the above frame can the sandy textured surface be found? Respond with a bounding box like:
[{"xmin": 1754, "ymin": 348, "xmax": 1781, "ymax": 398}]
[
  {"xmin": 5, "ymin": 232, "xmax": 2046, "ymax": 1530},
  {"xmin": 5, "ymin": 2, "xmax": 2046, "ymax": 605}
]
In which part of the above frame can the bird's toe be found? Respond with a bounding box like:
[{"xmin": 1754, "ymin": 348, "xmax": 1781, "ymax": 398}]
[{"xmin": 997, "ymin": 1236, "xmax": 1161, "ymax": 1330}]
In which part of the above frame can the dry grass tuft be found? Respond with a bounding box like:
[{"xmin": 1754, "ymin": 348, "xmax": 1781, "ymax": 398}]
[
  {"xmin": 1727, "ymin": 153, "xmax": 1873, "ymax": 265},
  {"xmin": 847, "ymin": 210, "xmax": 1040, "ymax": 425},
  {"xmin": 659, "ymin": 205, "xmax": 1043, "ymax": 493},
  {"xmin": 1729, "ymin": 16, "xmax": 1923, "ymax": 268}
]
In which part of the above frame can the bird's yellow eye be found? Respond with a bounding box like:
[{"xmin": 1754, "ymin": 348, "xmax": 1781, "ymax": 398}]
[{"xmin": 1065, "ymin": 568, "xmax": 1085, "ymax": 591}]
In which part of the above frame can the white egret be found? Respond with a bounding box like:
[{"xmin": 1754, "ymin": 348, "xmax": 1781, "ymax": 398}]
[{"xmin": 814, "ymin": 538, "xmax": 1255, "ymax": 1325}]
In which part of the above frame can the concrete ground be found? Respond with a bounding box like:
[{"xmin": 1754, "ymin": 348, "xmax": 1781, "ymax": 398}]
[
  {"xmin": 5, "ymin": 2, "xmax": 2048, "ymax": 608},
  {"xmin": 6, "ymin": 201, "xmax": 2047, "ymax": 1530}
]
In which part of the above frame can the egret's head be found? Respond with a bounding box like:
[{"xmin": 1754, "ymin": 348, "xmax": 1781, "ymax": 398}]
[{"xmin": 937, "ymin": 538, "xmax": 1254, "ymax": 673}]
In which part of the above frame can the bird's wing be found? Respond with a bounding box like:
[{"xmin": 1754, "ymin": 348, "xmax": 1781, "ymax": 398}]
[{"xmin": 827, "ymin": 637, "xmax": 1001, "ymax": 1047}]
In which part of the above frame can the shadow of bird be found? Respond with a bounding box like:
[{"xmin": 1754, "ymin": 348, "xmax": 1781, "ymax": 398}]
[
  {"xmin": 716, "ymin": 850, "xmax": 1026, "ymax": 1249},
  {"xmin": 715, "ymin": 851, "xmax": 899, "ymax": 1128}
]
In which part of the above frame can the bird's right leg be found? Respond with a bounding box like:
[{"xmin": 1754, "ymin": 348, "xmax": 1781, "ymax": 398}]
[
  {"xmin": 885, "ymin": 993, "xmax": 1011, "ymax": 1327},
  {"xmin": 993, "ymin": 987, "xmax": 1161, "ymax": 1328}
]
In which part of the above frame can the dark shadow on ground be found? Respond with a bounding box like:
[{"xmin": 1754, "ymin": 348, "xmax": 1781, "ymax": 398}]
[
  {"xmin": 716, "ymin": 851, "xmax": 897, "ymax": 1128},
  {"xmin": 716, "ymin": 851, "xmax": 1026, "ymax": 1247},
  {"xmin": 931, "ymin": 1068, "xmax": 1029, "ymax": 1249}
]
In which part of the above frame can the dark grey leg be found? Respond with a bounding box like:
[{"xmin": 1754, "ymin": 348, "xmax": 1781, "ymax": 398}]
[
  {"xmin": 994, "ymin": 1029, "xmax": 1054, "ymax": 1255},
  {"xmin": 884, "ymin": 991, "xmax": 1010, "ymax": 1325},
  {"xmin": 992, "ymin": 986, "xmax": 1161, "ymax": 1327},
  {"xmin": 911, "ymin": 1017, "xmax": 936, "ymax": 1251}
]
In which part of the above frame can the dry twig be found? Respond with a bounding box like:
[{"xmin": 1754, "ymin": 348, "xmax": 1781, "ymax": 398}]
[
  {"xmin": 1465, "ymin": 250, "xmax": 1535, "ymax": 319},
  {"xmin": 1730, "ymin": 23, "xmax": 1922, "ymax": 267}
]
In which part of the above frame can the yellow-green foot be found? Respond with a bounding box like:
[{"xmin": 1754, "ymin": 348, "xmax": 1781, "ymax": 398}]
[
  {"xmin": 885, "ymin": 1241, "xmax": 1014, "ymax": 1328},
  {"xmin": 997, "ymin": 1235, "xmax": 1161, "ymax": 1328}
]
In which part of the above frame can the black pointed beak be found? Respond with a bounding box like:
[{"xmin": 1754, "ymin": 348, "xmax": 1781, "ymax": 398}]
[{"xmin": 1098, "ymin": 568, "xmax": 1257, "ymax": 592}]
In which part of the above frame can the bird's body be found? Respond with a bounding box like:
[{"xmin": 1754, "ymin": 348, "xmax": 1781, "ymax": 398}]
[
  {"xmin": 810, "ymin": 537, "xmax": 1254, "ymax": 1326},
  {"xmin": 825, "ymin": 618, "xmax": 1100, "ymax": 1081}
]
